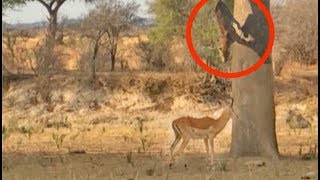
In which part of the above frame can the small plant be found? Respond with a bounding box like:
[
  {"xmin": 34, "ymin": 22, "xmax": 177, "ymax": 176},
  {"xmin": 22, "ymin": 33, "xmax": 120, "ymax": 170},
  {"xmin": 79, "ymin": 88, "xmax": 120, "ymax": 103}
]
[
  {"xmin": 145, "ymin": 162, "xmax": 157, "ymax": 176},
  {"xmin": 70, "ymin": 132, "xmax": 80, "ymax": 141},
  {"xmin": 2, "ymin": 118, "xmax": 19, "ymax": 140},
  {"xmin": 2, "ymin": 126, "xmax": 11, "ymax": 140},
  {"xmin": 6, "ymin": 96, "xmax": 16, "ymax": 107},
  {"xmin": 7, "ymin": 118, "xmax": 18, "ymax": 131},
  {"xmin": 299, "ymin": 145, "xmax": 303, "ymax": 156},
  {"xmin": 134, "ymin": 118, "xmax": 151, "ymax": 153},
  {"xmin": 159, "ymin": 149, "xmax": 164, "ymax": 157},
  {"xmin": 136, "ymin": 118, "xmax": 144, "ymax": 133},
  {"xmin": 46, "ymin": 115, "xmax": 71, "ymax": 130},
  {"xmin": 140, "ymin": 137, "xmax": 147, "ymax": 152},
  {"xmin": 125, "ymin": 152, "xmax": 134, "ymax": 166},
  {"xmin": 302, "ymin": 142, "xmax": 318, "ymax": 160},
  {"xmin": 217, "ymin": 158, "xmax": 228, "ymax": 171},
  {"xmin": 52, "ymin": 133, "xmax": 66, "ymax": 149},
  {"xmin": 19, "ymin": 126, "xmax": 35, "ymax": 140},
  {"xmin": 59, "ymin": 94, "xmax": 65, "ymax": 103},
  {"xmin": 123, "ymin": 135, "xmax": 129, "ymax": 142}
]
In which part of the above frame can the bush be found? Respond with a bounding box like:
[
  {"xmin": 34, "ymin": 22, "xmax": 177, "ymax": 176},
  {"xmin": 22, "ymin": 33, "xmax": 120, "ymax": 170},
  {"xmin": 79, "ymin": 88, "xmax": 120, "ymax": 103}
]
[
  {"xmin": 30, "ymin": 40, "xmax": 64, "ymax": 103},
  {"xmin": 136, "ymin": 38, "xmax": 171, "ymax": 71},
  {"xmin": 272, "ymin": 0, "xmax": 318, "ymax": 68}
]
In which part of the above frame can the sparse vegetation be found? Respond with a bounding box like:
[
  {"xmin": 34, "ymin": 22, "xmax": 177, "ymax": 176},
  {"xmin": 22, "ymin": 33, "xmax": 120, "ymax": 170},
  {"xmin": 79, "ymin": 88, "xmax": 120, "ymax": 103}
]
[
  {"xmin": 272, "ymin": 0, "xmax": 318, "ymax": 75},
  {"xmin": 125, "ymin": 151, "xmax": 134, "ymax": 166},
  {"xmin": 52, "ymin": 133, "xmax": 66, "ymax": 149},
  {"xmin": 217, "ymin": 157, "xmax": 228, "ymax": 171},
  {"xmin": 135, "ymin": 117, "xmax": 149, "ymax": 153},
  {"xmin": 2, "ymin": 126, "xmax": 11, "ymax": 140},
  {"xmin": 70, "ymin": 131, "xmax": 80, "ymax": 141},
  {"xmin": 45, "ymin": 115, "xmax": 71, "ymax": 130},
  {"xmin": 145, "ymin": 162, "xmax": 157, "ymax": 176},
  {"xmin": 18, "ymin": 125, "xmax": 35, "ymax": 140}
]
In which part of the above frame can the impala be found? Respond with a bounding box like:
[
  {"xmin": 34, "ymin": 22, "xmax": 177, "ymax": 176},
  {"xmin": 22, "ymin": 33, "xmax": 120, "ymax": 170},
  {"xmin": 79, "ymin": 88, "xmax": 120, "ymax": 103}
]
[{"xmin": 169, "ymin": 99, "xmax": 236, "ymax": 165}]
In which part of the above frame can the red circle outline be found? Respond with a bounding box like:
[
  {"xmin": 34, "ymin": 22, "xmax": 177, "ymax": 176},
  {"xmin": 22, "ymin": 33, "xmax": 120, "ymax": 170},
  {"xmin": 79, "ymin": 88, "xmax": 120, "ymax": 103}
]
[{"xmin": 186, "ymin": 0, "xmax": 275, "ymax": 79}]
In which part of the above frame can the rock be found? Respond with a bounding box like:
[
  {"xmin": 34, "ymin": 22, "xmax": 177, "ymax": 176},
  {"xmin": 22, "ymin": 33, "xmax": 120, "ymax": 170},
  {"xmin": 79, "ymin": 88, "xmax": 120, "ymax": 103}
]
[
  {"xmin": 79, "ymin": 109, "xmax": 89, "ymax": 115},
  {"xmin": 301, "ymin": 171, "xmax": 317, "ymax": 179},
  {"xmin": 68, "ymin": 149, "xmax": 86, "ymax": 154},
  {"xmin": 28, "ymin": 104, "xmax": 49, "ymax": 117},
  {"xmin": 89, "ymin": 100, "xmax": 101, "ymax": 111},
  {"xmin": 245, "ymin": 160, "xmax": 266, "ymax": 167},
  {"xmin": 286, "ymin": 110, "xmax": 311, "ymax": 129}
]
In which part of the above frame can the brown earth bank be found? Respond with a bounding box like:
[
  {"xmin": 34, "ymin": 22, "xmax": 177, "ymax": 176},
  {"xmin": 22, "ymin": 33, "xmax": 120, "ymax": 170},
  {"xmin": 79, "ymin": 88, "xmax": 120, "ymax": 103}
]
[{"xmin": 2, "ymin": 70, "xmax": 318, "ymax": 179}]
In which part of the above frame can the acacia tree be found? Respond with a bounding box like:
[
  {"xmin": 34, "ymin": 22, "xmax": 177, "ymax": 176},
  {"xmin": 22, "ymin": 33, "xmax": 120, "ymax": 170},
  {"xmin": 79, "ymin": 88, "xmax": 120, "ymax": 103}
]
[
  {"xmin": 2, "ymin": 0, "xmax": 94, "ymax": 41},
  {"xmin": 80, "ymin": 0, "xmax": 138, "ymax": 78},
  {"xmin": 230, "ymin": 0, "xmax": 279, "ymax": 158},
  {"xmin": 97, "ymin": 0, "xmax": 139, "ymax": 71},
  {"xmin": 80, "ymin": 8, "xmax": 108, "ymax": 81},
  {"xmin": 148, "ymin": 0, "xmax": 233, "ymax": 44}
]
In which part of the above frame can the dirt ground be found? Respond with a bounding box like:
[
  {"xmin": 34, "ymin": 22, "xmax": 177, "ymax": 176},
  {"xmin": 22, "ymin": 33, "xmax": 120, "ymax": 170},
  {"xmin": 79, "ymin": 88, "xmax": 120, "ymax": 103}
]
[{"xmin": 2, "ymin": 153, "xmax": 318, "ymax": 180}]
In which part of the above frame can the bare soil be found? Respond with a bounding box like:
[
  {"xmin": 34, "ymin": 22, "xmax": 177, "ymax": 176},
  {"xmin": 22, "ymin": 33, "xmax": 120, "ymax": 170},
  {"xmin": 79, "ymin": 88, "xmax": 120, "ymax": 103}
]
[{"xmin": 2, "ymin": 153, "xmax": 318, "ymax": 180}]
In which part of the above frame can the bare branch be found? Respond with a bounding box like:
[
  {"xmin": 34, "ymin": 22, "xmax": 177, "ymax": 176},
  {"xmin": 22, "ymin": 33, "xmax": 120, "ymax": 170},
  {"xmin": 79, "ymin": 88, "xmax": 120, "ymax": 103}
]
[{"xmin": 36, "ymin": 0, "xmax": 50, "ymax": 10}]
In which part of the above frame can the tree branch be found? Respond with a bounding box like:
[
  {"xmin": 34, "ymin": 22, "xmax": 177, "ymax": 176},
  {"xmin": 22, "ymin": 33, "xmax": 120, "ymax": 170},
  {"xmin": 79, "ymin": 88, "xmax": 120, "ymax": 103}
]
[
  {"xmin": 36, "ymin": 0, "xmax": 50, "ymax": 11},
  {"xmin": 53, "ymin": 0, "xmax": 67, "ymax": 12}
]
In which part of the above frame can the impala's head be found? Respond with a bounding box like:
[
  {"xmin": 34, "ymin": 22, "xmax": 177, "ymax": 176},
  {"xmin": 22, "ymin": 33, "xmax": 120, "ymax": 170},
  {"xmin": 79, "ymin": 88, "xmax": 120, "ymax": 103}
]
[{"xmin": 218, "ymin": 98, "xmax": 237, "ymax": 120}]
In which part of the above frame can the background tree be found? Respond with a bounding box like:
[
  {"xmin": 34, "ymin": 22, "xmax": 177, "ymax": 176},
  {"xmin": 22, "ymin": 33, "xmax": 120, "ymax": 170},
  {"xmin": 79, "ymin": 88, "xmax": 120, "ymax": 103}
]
[
  {"xmin": 80, "ymin": 7, "xmax": 108, "ymax": 81},
  {"xmin": 230, "ymin": 0, "xmax": 279, "ymax": 158},
  {"xmin": 97, "ymin": 0, "xmax": 139, "ymax": 71},
  {"xmin": 272, "ymin": 0, "xmax": 318, "ymax": 75},
  {"xmin": 2, "ymin": 0, "xmax": 94, "ymax": 41},
  {"xmin": 80, "ymin": 0, "xmax": 138, "ymax": 79},
  {"xmin": 2, "ymin": 0, "xmax": 25, "ymax": 9},
  {"xmin": 148, "ymin": 0, "xmax": 233, "ymax": 75}
]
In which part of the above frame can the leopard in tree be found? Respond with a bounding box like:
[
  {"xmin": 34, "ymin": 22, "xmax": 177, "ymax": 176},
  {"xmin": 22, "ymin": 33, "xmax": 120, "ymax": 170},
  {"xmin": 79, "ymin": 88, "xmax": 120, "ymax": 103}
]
[{"xmin": 214, "ymin": 0, "xmax": 254, "ymax": 62}]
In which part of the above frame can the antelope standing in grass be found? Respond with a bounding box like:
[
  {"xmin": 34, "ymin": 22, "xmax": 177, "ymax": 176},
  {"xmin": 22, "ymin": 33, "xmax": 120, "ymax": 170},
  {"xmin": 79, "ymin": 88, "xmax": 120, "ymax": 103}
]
[{"xmin": 170, "ymin": 99, "xmax": 236, "ymax": 165}]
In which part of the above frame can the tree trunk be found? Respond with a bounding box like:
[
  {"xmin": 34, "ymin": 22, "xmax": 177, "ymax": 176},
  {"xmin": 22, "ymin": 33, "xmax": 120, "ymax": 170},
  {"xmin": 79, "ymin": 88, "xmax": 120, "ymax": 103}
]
[
  {"xmin": 47, "ymin": 10, "xmax": 58, "ymax": 42},
  {"xmin": 111, "ymin": 53, "xmax": 116, "ymax": 71},
  {"xmin": 230, "ymin": 0, "xmax": 279, "ymax": 158},
  {"xmin": 91, "ymin": 42, "xmax": 99, "ymax": 81}
]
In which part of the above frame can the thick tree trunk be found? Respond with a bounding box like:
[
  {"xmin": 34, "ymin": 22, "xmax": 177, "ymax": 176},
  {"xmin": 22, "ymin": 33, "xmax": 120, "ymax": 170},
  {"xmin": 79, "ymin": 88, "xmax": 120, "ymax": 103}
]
[{"xmin": 230, "ymin": 0, "xmax": 279, "ymax": 158}]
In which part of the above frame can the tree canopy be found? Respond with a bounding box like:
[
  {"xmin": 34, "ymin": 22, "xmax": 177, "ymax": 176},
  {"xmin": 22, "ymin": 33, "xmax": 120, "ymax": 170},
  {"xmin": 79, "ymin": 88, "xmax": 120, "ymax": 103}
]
[
  {"xmin": 2, "ymin": 0, "xmax": 95, "ymax": 41},
  {"xmin": 148, "ymin": 0, "xmax": 233, "ymax": 66}
]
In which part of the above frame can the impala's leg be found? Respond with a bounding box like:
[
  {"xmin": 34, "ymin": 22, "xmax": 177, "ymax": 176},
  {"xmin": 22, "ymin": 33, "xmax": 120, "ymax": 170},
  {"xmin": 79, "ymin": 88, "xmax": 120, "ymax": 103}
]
[
  {"xmin": 176, "ymin": 137, "xmax": 190, "ymax": 155},
  {"xmin": 204, "ymin": 138, "xmax": 209, "ymax": 155},
  {"xmin": 209, "ymin": 138, "xmax": 215, "ymax": 165},
  {"xmin": 170, "ymin": 135, "xmax": 181, "ymax": 160}
]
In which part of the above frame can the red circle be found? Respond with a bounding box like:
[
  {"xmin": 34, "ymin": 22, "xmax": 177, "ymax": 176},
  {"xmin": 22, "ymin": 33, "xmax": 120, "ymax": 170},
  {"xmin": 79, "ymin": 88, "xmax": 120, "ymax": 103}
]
[{"xmin": 186, "ymin": 0, "xmax": 275, "ymax": 79}]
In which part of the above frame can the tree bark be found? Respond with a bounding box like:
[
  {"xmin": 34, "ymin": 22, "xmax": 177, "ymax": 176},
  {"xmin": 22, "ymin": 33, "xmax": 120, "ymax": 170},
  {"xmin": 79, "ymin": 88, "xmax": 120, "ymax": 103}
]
[
  {"xmin": 48, "ymin": 10, "xmax": 58, "ymax": 41},
  {"xmin": 230, "ymin": 0, "xmax": 279, "ymax": 158}
]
